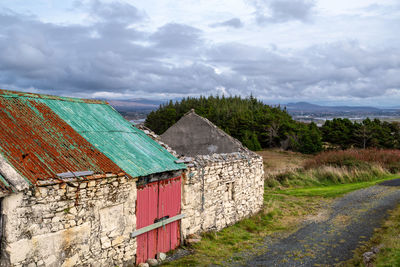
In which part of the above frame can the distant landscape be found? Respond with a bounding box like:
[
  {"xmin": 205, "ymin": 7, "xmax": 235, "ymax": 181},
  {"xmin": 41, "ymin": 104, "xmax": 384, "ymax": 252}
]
[
  {"xmin": 286, "ymin": 102, "xmax": 400, "ymax": 126},
  {"xmin": 107, "ymin": 99, "xmax": 161, "ymax": 123},
  {"xmin": 110, "ymin": 98, "xmax": 400, "ymax": 126}
]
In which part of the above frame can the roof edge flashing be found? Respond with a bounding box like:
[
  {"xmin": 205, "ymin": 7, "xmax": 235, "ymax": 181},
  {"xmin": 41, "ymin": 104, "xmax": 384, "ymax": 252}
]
[{"xmin": 0, "ymin": 89, "xmax": 107, "ymax": 105}]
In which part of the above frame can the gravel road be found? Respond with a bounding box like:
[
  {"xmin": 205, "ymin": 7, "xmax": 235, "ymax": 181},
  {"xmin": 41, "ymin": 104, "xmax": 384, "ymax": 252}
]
[{"xmin": 242, "ymin": 179, "xmax": 400, "ymax": 266}]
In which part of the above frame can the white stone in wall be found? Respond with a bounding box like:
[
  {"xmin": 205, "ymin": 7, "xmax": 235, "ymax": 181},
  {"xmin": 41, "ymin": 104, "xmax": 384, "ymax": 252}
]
[{"xmin": 99, "ymin": 204, "xmax": 125, "ymax": 236}]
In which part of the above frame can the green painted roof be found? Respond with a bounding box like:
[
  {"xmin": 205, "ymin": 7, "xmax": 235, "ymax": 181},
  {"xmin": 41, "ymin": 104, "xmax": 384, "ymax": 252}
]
[{"xmin": 37, "ymin": 99, "xmax": 186, "ymax": 177}]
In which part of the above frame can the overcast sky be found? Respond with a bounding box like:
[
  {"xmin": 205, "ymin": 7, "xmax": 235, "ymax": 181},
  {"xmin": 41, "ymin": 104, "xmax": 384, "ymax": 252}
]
[{"xmin": 0, "ymin": 0, "xmax": 399, "ymax": 106}]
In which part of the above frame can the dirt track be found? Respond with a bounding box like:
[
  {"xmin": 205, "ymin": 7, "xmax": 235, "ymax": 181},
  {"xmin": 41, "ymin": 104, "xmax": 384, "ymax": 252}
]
[{"xmin": 241, "ymin": 180, "xmax": 400, "ymax": 266}]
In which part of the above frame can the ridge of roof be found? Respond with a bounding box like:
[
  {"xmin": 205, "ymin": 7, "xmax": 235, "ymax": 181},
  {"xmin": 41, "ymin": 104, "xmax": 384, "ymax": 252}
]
[{"xmin": 0, "ymin": 89, "xmax": 107, "ymax": 105}]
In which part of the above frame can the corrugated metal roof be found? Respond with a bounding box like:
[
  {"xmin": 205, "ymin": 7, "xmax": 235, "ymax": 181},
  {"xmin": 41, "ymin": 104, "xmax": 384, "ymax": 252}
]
[
  {"xmin": 0, "ymin": 91, "xmax": 125, "ymax": 188},
  {"xmin": 39, "ymin": 99, "xmax": 186, "ymax": 177}
]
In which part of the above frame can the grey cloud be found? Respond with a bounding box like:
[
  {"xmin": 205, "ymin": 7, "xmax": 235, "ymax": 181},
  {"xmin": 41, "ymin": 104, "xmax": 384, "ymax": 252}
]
[
  {"xmin": 0, "ymin": 8, "xmax": 208, "ymax": 97},
  {"xmin": 89, "ymin": 0, "xmax": 146, "ymax": 24},
  {"xmin": 150, "ymin": 23, "xmax": 203, "ymax": 50},
  {"xmin": 206, "ymin": 41, "xmax": 400, "ymax": 99},
  {"xmin": 0, "ymin": 4, "xmax": 399, "ymax": 104},
  {"xmin": 210, "ymin": 18, "xmax": 243, "ymax": 28},
  {"xmin": 250, "ymin": 0, "xmax": 316, "ymax": 24}
]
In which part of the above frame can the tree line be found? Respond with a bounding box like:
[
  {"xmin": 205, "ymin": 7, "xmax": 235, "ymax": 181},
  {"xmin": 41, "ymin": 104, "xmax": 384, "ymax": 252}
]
[
  {"xmin": 144, "ymin": 96, "xmax": 400, "ymax": 154},
  {"xmin": 321, "ymin": 118, "xmax": 400, "ymax": 150}
]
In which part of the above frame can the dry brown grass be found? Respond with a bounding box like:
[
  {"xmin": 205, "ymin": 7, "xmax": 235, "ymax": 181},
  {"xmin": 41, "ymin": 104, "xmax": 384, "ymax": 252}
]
[
  {"xmin": 257, "ymin": 149, "xmax": 311, "ymax": 176},
  {"xmin": 305, "ymin": 149, "xmax": 400, "ymax": 172},
  {"xmin": 259, "ymin": 149, "xmax": 396, "ymax": 189}
]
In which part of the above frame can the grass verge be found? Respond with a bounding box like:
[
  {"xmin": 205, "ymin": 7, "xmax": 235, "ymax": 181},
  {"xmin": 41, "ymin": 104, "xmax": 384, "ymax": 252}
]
[
  {"xmin": 344, "ymin": 202, "xmax": 400, "ymax": 267},
  {"xmin": 164, "ymin": 174, "xmax": 398, "ymax": 266},
  {"xmin": 275, "ymin": 175, "xmax": 399, "ymax": 198},
  {"xmin": 375, "ymin": 205, "xmax": 400, "ymax": 267}
]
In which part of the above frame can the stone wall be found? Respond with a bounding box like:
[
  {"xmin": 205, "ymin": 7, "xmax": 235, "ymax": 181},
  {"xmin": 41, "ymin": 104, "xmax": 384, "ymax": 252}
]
[
  {"xmin": 0, "ymin": 175, "xmax": 137, "ymax": 267},
  {"xmin": 181, "ymin": 152, "xmax": 264, "ymax": 237}
]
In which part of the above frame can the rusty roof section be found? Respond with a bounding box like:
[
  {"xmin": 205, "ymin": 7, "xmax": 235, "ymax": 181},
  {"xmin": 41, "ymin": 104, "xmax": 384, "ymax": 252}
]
[
  {"xmin": 41, "ymin": 98, "xmax": 186, "ymax": 178},
  {"xmin": 0, "ymin": 94, "xmax": 125, "ymax": 191},
  {"xmin": 0, "ymin": 88, "xmax": 106, "ymax": 104}
]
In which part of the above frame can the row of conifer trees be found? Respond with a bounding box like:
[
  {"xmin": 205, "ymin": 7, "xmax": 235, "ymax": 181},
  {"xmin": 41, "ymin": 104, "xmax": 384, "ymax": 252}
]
[{"xmin": 145, "ymin": 96, "xmax": 400, "ymax": 154}]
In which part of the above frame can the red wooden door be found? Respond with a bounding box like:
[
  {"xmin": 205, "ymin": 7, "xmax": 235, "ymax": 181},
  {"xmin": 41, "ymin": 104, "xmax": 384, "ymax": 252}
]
[
  {"xmin": 136, "ymin": 176, "xmax": 181, "ymax": 264},
  {"xmin": 157, "ymin": 176, "xmax": 181, "ymax": 253},
  {"xmin": 136, "ymin": 181, "xmax": 159, "ymax": 264}
]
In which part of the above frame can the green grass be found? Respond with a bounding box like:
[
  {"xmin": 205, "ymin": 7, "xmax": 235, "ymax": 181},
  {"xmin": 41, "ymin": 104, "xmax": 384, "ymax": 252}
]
[{"xmin": 275, "ymin": 175, "xmax": 399, "ymax": 198}]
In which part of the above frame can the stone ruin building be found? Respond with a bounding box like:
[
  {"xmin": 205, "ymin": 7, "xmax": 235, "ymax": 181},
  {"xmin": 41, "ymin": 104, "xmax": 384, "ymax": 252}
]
[
  {"xmin": 0, "ymin": 90, "xmax": 264, "ymax": 267},
  {"xmin": 0, "ymin": 89, "xmax": 185, "ymax": 266}
]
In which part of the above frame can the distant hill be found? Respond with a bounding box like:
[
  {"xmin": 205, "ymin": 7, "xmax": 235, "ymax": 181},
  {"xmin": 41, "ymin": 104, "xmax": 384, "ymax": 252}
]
[
  {"xmin": 285, "ymin": 102, "xmax": 395, "ymax": 113},
  {"xmin": 107, "ymin": 98, "xmax": 164, "ymax": 112}
]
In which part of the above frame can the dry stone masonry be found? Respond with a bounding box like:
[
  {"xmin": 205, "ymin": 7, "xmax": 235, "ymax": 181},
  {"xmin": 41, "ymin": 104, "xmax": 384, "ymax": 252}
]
[
  {"xmin": 1, "ymin": 175, "xmax": 138, "ymax": 267},
  {"xmin": 181, "ymin": 152, "xmax": 264, "ymax": 237}
]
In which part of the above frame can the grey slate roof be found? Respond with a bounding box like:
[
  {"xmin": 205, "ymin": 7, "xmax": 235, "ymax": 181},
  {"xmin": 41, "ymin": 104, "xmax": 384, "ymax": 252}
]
[{"xmin": 160, "ymin": 110, "xmax": 248, "ymax": 157}]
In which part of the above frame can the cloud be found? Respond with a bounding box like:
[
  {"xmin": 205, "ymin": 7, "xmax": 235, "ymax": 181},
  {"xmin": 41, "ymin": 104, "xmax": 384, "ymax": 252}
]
[
  {"xmin": 205, "ymin": 40, "xmax": 400, "ymax": 100},
  {"xmin": 89, "ymin": 0, "xmax": 147, "ymax": 24},
  {"xmin": 150, "ymin": 23, "xmax": 203, "ymax": 50},
  {"xmin": 250, "ymin": 0, "xmax": 316, "ymax": 24},
  {"xmin": 0, "ymin": 6, "xmax": 207, "ymax": 97},
  {"xmin": 210, "ymin": 18, "xmax": 243, "ymax": 28},
  {"xmin": 0, "ymin": 1, "xmax": 399, "ymax": 106}
]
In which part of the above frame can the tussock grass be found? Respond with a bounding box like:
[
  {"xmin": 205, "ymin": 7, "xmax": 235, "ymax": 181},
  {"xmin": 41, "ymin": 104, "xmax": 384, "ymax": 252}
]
[
  {"xmin": 266, "ymin": 149, "xmax": 400, "ymax": 189},
  {"xmin": 305, "ymin": 148, "xmax": 400, "ymax": 173},
  {"xmin": 266, "ymin": 164, "xmax": 389, "ymax": 189}
]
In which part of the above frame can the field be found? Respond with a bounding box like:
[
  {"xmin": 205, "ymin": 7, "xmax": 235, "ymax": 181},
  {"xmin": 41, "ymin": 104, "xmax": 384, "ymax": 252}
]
[{"xmin": 256, "ymin": 149, "xmax": 310, "ymax": 174}]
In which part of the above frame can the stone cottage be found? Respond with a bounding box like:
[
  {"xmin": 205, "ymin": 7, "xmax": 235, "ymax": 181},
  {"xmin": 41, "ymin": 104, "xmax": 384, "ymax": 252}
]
[
  {"xmin": 0, "ymin": 89, "xmax": 186, "ymax": 266},
  {"xmin": 160, "ymin": 110, "xmax": 264, "ymax": 238}
]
